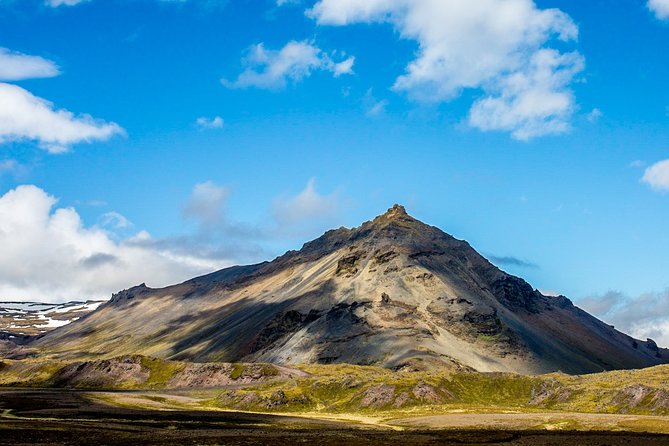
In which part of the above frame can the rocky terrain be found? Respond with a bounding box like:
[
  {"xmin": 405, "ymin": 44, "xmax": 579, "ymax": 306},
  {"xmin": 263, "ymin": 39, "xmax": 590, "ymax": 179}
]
[{"xmin": 29, "ymin": 205, "xmax": 668, "ymax": 374}]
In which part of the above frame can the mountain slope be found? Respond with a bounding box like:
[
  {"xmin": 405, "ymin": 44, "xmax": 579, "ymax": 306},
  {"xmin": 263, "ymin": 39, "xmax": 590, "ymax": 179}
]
[{"xmin": 33, "ymin": 205, "xmax": 668, "ymax": 374}]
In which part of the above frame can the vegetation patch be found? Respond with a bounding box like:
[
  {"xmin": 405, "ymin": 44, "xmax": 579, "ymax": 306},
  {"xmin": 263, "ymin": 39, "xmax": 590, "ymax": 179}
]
[
  {"xmin": 3, "ymin": 357, "xmax": 669, "ymax": 418},
  {"xmin": 140, "ymin": 356, "xmax": 185, "ymax": 388},
  {"xmin": 230, "ymin": 364, "xmax": 246, "ymax": 380}
]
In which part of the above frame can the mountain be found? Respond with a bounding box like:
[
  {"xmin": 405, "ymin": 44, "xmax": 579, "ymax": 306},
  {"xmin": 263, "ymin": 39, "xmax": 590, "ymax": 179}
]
[
  {"xmin": 0, "ymin": 300, "xmax": 104, "ymax": 338},
  {"xmin": 32, "ymin": 205, "xmax": 668, "ymax": 375}
]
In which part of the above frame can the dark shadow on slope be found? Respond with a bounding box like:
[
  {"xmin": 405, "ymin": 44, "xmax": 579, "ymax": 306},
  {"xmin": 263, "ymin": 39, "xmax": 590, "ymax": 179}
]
[{"xmin": 168, "ymin": 281, "xmax": 339, "ymax": 362}]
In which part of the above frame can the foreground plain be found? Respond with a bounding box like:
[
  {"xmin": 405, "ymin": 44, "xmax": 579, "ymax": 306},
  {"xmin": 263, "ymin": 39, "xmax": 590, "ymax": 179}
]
[{"xmin": 3, "ymin": 390, "xmax": 669, "ymax": 446}]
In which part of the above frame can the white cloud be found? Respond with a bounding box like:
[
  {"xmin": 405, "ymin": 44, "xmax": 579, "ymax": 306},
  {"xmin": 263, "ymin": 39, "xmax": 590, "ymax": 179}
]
[
  {"xmin": 309, "ymin": 0, "xmax": 583, "ymax": 140},
  {"xmin": 332, "ymin": 55, "xmax": 355, "ymax": 77},
  {"xmin": 468, "ymin": 49, "xmax": 583, "ymax": 140},
  {"xmin": 183, "ymin": 181, "xmax": 230, "ymax": 227},
  {"xmin": 577, "ymin": 289, "xmax": 669, "ymax": 347},
  {"xmin": 0, "ymin": 83, "xmax": 123, "ymax": 153},
  {"xmin": 196, "ymin": 116, "xmax": 224, "ymax": 129},
  {"xmin": 0, "ymin": 47, "xmax": 123, "ymax": 152},
  {"xmin": 272, "ymin": 178, "xmax": 342, "ymax": 237},
  {"xmin": 0, "ymin": 48, "xmax": 60, "ymax": 81},
  {"xmin": 222, "ymin": 40, "xmax": 354, "ymax": 90},
  {"xmin": 649, "ymin": 0, "xmax": 669, "ymax": 19},
  {"xmin": 0, "ymin": 185, "xmax": 230, "ymax": 302},
  {"xmin": 642, "ymin": 159, "xmax": 669, "ymax": 192}
]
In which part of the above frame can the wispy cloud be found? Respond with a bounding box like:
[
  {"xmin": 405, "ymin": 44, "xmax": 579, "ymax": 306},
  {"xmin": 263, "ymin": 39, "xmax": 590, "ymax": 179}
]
[
  {"xmin": 489, "ymin": 255, "xmax": 539, "ymax": 269},
  {"xmin": 183, "ymin": 181, "xmax": 230, "ymax": 228},
  {"xmin": 45, "ymin": 0, "xmax": 90, "ymax": 6},
  {"xmin": 196, "ymin": 116, "xmax": 224, "ymax": 129},
  {"xmin": 222, "ymin": 40, "xmax": 354, "ymax": 90},
  {"xmin": 0, "ymin": 159, "xmax": 18, "ymax": 174},
  {"xmin": 586, "ymin": 108, "xmax": 603, "ymax": 123},
  {"xmin": 642, "ymin": 159, "xmax": 669, "ymax": 192},
  {"xmin": 363, "ymin": 89, "xmax": 388, "ymax": 117},
  {"xmin": 100, "ymin": 211, "xmax": 133, "ymax": 230},
  {"xmin": 649, "ymin": 0, "xmax": 669, "ymax": 20}
]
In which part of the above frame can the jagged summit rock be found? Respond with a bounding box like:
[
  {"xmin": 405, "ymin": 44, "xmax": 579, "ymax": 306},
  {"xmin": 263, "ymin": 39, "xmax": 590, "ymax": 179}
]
[
  {"xmin": 34, "ymin": 206, "xmax": 669, "ymax": 375},
  {"xmin": 381, "ymin": 203, "xmax": 408, "ymax": 218}
]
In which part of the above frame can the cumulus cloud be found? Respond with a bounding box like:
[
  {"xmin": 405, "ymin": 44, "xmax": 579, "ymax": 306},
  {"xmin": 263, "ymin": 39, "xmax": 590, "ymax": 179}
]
[
  {"xmin": 0, "ymin": 178, "xmax": 351, "ymax": 302},
  {"xmin": 577, "ymin": 289, "xmax": 669, "ymax": 347},
  {"xmin": 468, "ymin": 49, "xmax": 583, "ymax": 140},
  {"xmin": 0, "ymin": 83, "xmax": 123, "ymax": 153},
  {"xmin": 222, "ymin": 40, "xmax": 354, "ymax": 90},
  {"xmin": 0, "ymin": 47, "xmax": 123, "ymax": 152},
  {"xmin": 196, "ymin": 116, "xmax": 224, "ymax": 129},
  {"xmin": 649, "ymin": 0, "xmax": 669, "ymax": 19},
  {"xmin": 642, "ymin": 159, "xmax": 669, "ymax": 192},
  {"xmin": 0, "ymin": 185, "xmax": 232, "ymax": 302},
  {"xmin": 309, "ymin": 0, "xmax": 583, "ymax": 140},
  {"xmin": 0, "ymin": 48, "xmax": 60, "ymax": 81}
]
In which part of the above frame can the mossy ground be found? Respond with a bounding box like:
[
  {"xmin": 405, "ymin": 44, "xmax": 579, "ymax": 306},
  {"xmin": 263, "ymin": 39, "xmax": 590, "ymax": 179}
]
[
  {"xmin": 3, "ymin": 356, "xmax": 669, "ymax": 420},
  {"xmin": 140, "ymin": 356, "xmax": 187, "ymax": 388}
]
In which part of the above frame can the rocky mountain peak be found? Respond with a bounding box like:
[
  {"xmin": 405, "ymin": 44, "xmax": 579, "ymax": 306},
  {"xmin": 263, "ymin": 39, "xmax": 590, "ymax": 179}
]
[
  {"xmin": 372, "ymin": 204, "xmax": 413, "ymax": 225},
  {"xmin": 385, "ymin": 203, "xmax": 407, "ymax": 217}
]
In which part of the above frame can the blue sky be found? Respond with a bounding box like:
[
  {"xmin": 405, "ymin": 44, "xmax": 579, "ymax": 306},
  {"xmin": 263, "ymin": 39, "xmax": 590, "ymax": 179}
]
[{"xmin": 1, "ymin": 0, "xmax": 669, "ymax": 342}]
